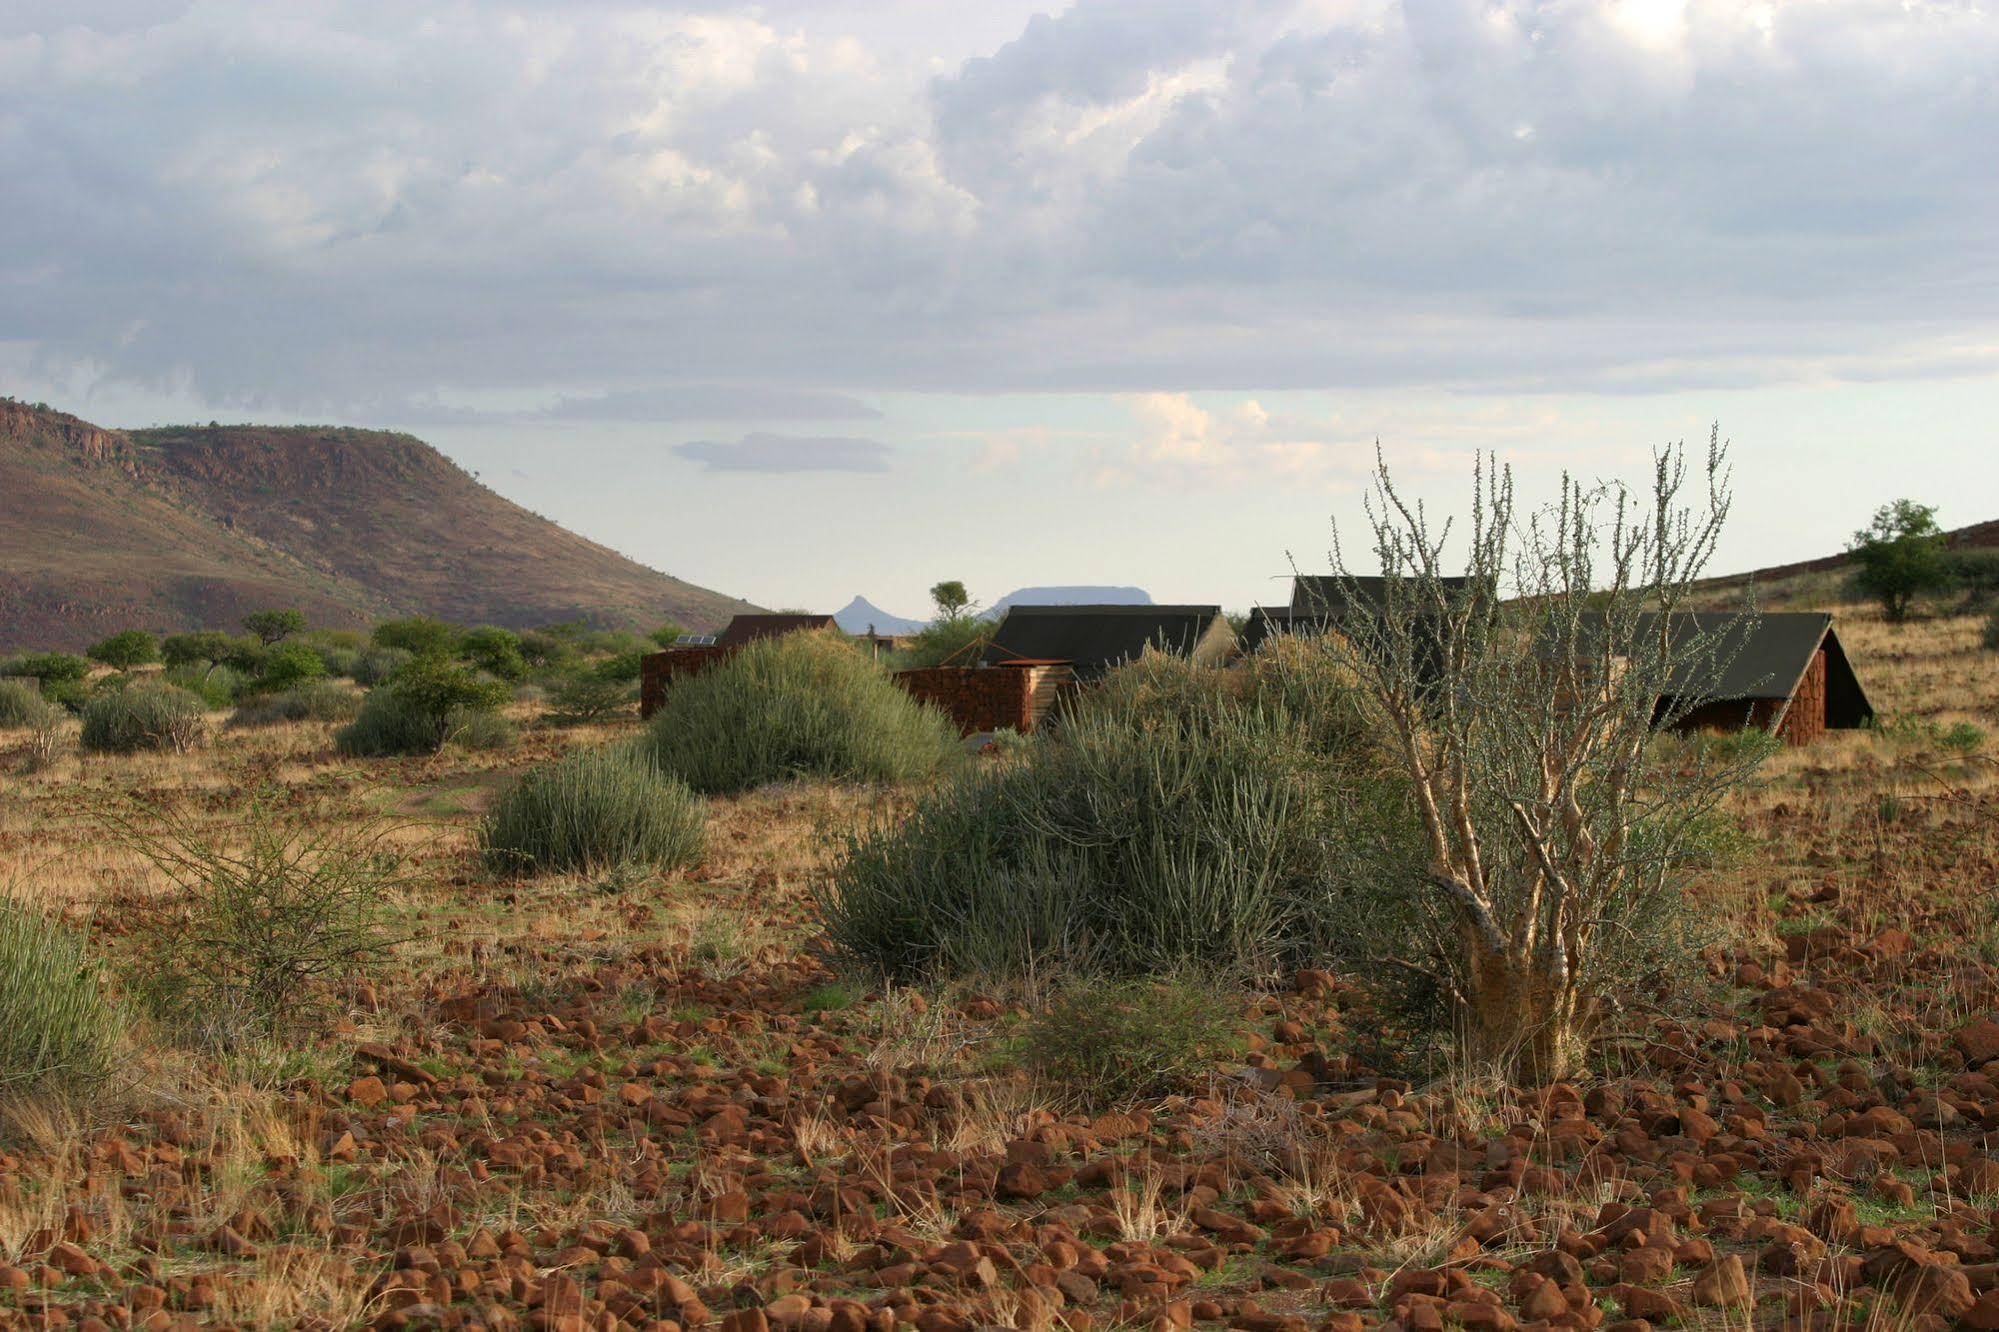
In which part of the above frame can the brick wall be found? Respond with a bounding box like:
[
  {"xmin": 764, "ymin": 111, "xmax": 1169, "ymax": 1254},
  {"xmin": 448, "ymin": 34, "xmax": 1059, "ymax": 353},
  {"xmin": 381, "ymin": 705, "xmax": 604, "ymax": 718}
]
[
  {"xmin": 639, "ymin": 646, "xmax": 737, "ymax": 719},
  {"xmin": 893, "ymin": 665, "xmax": 1071, "ymax": 735}
]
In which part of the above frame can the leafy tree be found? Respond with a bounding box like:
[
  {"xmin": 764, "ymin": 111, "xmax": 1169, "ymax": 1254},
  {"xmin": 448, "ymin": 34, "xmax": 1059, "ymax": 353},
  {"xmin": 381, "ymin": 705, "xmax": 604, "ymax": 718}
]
[
  {"xmin": 162, "ymin": 631, "xmax": 237, "ymax": 668},
  {"xmin": 1848, "ymin": 500, "xmax": 1950, "ymax": 623},
  {"xmin": 647, "ymin": 620, "xmax": 690, "ymax": 649},
  {"xmin": 87, "ymin": 629, "xmax": 159, "ymax": 671},
  {"xmin": 929, "ymin": 580, "xmax": 974, "ymax": 622},
  {"xmin": 372, "ymin": 616, "xmax": 462, "ymax": 659},
  {"xmin": 459, "ymin": 625, "xmax": 527, "ymax": 682},
  {"xmin": 242, "ymin": 609, "xmax": 308, "ymax": 646},
  {"xmin": 259, "ymin": 642, "xmax": 327, "ymax": 691}
]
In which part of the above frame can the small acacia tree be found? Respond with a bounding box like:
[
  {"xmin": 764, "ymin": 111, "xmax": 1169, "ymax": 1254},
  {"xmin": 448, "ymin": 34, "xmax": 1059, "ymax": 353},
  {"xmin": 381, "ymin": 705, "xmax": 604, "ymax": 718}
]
[
  {"xmin": 242, "ymin": 609, "xmax": 308, "ymax": 646},
  {"xmin": 1847, "ymin": 499, "xmax": 1948, "ymax": 623},
  {"xmin": 929, "ymin": 580, "xmax": 974, "ymax": 621},
  {"xmin": 1314, "ymin": 431, "xmax": 1761, "ymax": 1083}
]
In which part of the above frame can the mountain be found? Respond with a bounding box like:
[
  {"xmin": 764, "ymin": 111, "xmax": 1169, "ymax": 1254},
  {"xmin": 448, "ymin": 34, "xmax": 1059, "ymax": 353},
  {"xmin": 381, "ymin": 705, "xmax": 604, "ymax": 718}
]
[
  {"xmin": 0, "ymin": 399, "xmax": 756, "ymax": 651},
  {"xmin": 988, "ymin": 585, "xmax": 1153, "ymax": 617},
  {"xmin": 832, "ymin": 596, "xmax": 926, "ymax": 636}
]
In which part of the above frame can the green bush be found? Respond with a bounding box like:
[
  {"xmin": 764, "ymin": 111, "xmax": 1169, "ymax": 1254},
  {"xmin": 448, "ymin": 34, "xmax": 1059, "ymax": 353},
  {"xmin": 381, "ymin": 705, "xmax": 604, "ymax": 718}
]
[
  {"xmin": 892, "ymin": 616, "xmax": 991, "ymax": 669},
  {"xmin": 335, "ymin": 657, "xmax": 511, "ymax": 756},
  {"xmin": 4, "ymin": 651, "xmax": 90, "ymax": 691},
  {"xmin": 111, "ymin": 803, "xmax": 403, "ymax": 1046},
  {"xmin": 229, "ymin": 681, "xmax": 364, "ymax": 727},
  {"xmin": 352, "ymin": 646, "xmax": 413, "ymax": 686},
  {"xmin": 0, "ymin": 897, "xmax": 123, "ymax": 1096},
  {"xmin": 542, "ymin": 671, "xmax": 637, "ymax": 725},
  {"xmin": 312, "ymin": 645, "xmax": 361, "ymax": 679},
  {"xmin": 87, "ymin": 629, "xmax": 159, "ymax": 670},
  {"xmin": 80, "ymin": 684, "xmax": 208, "ymax": 754},
  {"xmin": 643, "ymin": 631, "xmax": 960, "ymax": 795},
  {"xmin": 1984, "ymin": 607, "xmax": 1999, "ymax": 652},
  {"xmin": 460, "ymin": 626, "xmax": 528, "ymax": 682},
  {"xmin": 241, "ymin": 608, "xmax": 308, "ymax": 645},
  {"xmin": 1020, "ymin": 974, "xmax": 1236, "ymax": 1106},
  {"xmin": 480, "ymin": 745, "xmax": 705, "ymax": 877},
  {"xmin": 165, "ymin": 663, "xmax": 246, "ymax": 709},
  {"xmin": 256, "ymin": 641, "xmax": 327, "ymax": 692},
  {"xmin": 162, "ymin": 631, "xmax": 237, "ymax": 668},
  {"xmin": 819, "ymin": 655, "xmax": 1393, "ymax": 982},
  {"xmin": 372, "ymin": 615, "xmax": 462, "ymax": 658}
]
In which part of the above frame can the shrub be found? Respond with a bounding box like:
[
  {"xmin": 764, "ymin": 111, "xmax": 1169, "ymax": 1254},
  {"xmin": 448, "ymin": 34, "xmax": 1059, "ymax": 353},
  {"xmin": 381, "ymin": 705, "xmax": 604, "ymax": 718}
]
[
  {"xmin": 80, "ymin": 684, "xmax": 208, "ymax": 754},
  {"xmin": 312, "ymin": 644, "xmax": 361, "ymax": 679},
  {"xmin": 1021, "ymin": 974, "xmax": 1236, "ymax": 1106},
  {"xmin": 644, "ymin": 631, "xmax": 960, "ymax": 795},
  {"xmin": 165, "ymin": 663, "xmax": 246, "ymax": 709},
  {"xmin": 335, "ymin": 658, "xmax": 512, "ymax": 757},
  {"xmin": 110, "ymin": 802, "xmax": 404, "ymax": 1046},
  {"xmin": 0, "ymin": 897, "xmax": 122, "ymax": 1096},
  {"xmin": 595, "ymin": 649, "xmax": 647, "ymax": 683},
  {"xmin": 352, "ymin": 646, "xmax": 413, "ymax": 686},
  {"xmin": 819, "ymin": 671, "xmax": 1386, "ymax": 982},
  {"xmin": 542, "ymin": 671, "xmax": 637, "ymax": 725},
  {"xmin": 229, "ymin": 681, "xmax": 364, "ymax": 727},
  {"xmin": 647, "ymin": 619, "xmax": 689, "ymax": 648},
  {"xmin": 256, "ymin": 641, "xmax": 327, "ymax": 692},
  {"xmin": 480, "ymin": 745, "xmax": 705, "ymax": 877},
  {"xmin": 0, "ymin": 678, "xmax": 62, "ymax": 730},
  {"xmin": 460, "ymin": 626, "xmax": 528, "ymax": 682},
  {"xmin": 87, "ymin": 629, "xmax": 159, "ymax": 670},
  {"xmin": 372, "ymin": 615, "xmax": 462, "ymax": 658},
  {"xmin": 1984, "ymin": 606, "xmax": 1999, "ymax": 653},
  {"xmin": 893, "ymin": 616, "xmax": 991, "ymax": 669}
]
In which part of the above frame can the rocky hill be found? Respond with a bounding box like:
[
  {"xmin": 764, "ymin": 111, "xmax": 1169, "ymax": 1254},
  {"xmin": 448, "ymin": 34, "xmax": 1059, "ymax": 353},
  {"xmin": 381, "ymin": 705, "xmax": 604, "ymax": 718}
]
[{"xmin": 0, "ymin": 399, "xmax": 755, "ymax": 650}]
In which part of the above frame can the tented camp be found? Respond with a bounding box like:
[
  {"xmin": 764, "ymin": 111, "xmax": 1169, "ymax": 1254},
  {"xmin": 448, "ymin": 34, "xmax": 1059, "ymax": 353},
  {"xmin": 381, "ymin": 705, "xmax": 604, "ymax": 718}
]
[{"xmin": 981, "ymin": 604, "xmax": 1236, "ymax": 681}]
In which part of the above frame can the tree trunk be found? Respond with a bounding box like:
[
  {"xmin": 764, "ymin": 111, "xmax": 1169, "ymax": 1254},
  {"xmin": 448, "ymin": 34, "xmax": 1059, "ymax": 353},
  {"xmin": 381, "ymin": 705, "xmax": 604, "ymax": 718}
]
[{"xmin": 1462, "ymin": 950, "xmax": 1580, "ymax": 1084}]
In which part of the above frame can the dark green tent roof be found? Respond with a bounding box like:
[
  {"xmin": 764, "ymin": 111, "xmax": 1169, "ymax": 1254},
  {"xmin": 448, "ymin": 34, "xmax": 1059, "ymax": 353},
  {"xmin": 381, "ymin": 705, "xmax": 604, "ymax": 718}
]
[
  {"xmin": 1584, "ymin": 612, "xmax": 1872, "ymax": 727},
  {"xmin": 1289, "ymin": 574, "xmax": 1477, "ymax": 617},
  {"xmin": 982, "ymin": 604, "xmax": 1231, "ymax": 678}
]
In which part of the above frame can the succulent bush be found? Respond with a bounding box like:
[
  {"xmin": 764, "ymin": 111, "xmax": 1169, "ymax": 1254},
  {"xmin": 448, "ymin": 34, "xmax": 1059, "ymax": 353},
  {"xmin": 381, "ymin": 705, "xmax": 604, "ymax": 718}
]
[
  {"xmin": 0, "ymin": 678, "xmax": 61, "ymax": 730},
  {"xmin": 79, "ymin": 683, "xmax": 208, "ymax": 754},
  {"xmin": 643, "ymin": 630, "xmax": 959, "ymax": 795},
  {"xmin": 819, "ymin": 661, "xmax": 1400, "ymax": 983},
  {"xmin": 0, "ymin": 896, "xmax": 123, "ymax": 1096},
  {"xmin": 480, "ymin": 745, "xmax": 705, "ymax": 877}
]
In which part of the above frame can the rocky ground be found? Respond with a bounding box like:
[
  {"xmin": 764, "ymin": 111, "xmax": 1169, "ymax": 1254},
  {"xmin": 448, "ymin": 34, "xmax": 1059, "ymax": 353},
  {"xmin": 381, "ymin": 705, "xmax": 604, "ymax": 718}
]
[{"xmin": 1, "ymin": 604, "xmax": 1997, "ymax": 1332}]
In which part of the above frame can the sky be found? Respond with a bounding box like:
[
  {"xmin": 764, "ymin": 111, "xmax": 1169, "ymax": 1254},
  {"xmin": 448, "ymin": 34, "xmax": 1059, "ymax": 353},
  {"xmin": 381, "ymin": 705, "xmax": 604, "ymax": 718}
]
[{"xmin": 3, "ymin": 0, "xmax": 1996, "ymax": 619}]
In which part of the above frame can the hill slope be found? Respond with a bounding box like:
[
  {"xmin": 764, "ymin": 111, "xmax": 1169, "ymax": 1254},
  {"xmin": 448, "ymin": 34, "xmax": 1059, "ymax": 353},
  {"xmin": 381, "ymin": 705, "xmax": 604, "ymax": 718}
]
[{"xmin": 0, "ymin": 400, "xmax": 755, "ymax": 650}]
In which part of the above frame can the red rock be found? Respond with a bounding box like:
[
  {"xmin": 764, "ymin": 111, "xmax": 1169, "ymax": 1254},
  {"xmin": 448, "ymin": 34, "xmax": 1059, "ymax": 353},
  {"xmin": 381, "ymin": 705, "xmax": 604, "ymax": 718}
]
[
  {"xmin": 1689, "ymin": 1255, "xmax": 1752, "ymax": 1309},
  {"xmin": 997, "ymin": 1161, "xmax": 1050, "ymax": 1200},
  {"xmin": 347, "ymin": 1075, "xmax": 389, "ymax": 1107},
  {"xmin": 1959, "ymin": 1018, "xmax": 1999, "ymax": 1067}
]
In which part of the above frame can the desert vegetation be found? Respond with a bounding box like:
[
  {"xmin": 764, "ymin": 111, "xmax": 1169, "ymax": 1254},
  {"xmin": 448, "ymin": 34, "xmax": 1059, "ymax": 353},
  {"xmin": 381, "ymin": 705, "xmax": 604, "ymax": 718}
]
[{"xmin": 1, "ymin": 491, "xmax": 1998, "ymax": 1331}]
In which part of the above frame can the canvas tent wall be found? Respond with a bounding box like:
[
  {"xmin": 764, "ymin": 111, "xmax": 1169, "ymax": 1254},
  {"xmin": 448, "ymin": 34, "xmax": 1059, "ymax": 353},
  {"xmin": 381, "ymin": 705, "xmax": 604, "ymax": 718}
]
[{"xmin": 981, "ymin": 604, "xmax": 1236, "ymax": 681}]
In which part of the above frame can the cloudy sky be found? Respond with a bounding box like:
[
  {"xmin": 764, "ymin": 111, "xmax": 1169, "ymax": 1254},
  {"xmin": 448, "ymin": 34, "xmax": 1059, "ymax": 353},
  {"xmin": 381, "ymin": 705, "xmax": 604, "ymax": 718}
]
[{"xmin": 3, "ymin": 0, "xmax": 1996, "ymax": 617}]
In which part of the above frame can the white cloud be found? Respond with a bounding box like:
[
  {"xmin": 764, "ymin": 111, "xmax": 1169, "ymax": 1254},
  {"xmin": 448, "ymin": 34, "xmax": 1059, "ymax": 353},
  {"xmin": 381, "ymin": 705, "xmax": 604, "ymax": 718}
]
[{"xmin": 1, "ymin": 0, "xmax": 1995, "ymax": 411}]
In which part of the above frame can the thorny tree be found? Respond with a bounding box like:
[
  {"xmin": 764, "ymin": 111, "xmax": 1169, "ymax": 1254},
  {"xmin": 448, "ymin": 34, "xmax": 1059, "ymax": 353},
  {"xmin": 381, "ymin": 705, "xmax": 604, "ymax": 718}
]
[{"xmin": 1312, "ymin": 431, "xmax": 1763, "ymax": 1083}]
